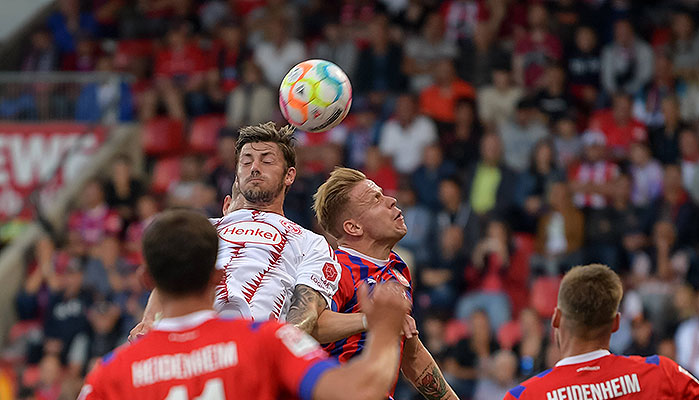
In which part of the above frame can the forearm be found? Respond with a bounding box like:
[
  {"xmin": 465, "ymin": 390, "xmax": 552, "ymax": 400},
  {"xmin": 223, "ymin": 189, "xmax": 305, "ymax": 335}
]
[
  {"xmin": 313, "ymin": 327, "xmax": 402, "ymax": 400},
  {"xmin": 287, "ymin": 284, "xmax": 326, "ymax": 335},
  {"xmin": 401, "ymin": 337, "xmax": 458, "ymax": 400},
  {"xmin": 312, "ymin": 310, "xmax": 366, "ymax": 344}
]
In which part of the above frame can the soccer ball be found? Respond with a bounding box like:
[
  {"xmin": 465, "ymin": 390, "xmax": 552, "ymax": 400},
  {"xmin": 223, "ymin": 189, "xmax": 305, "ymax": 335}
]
[{"xmin": 279, "ymin": 59, "xmax": 352, "ymax": 133}]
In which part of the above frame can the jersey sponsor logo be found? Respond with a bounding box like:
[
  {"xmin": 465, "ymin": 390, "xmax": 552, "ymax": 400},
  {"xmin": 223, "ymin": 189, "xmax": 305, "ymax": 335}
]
[
  {"xmin": 391, "ymin": 268, "xmax": 410, "ymax": 287},
  {"xmin": 310, "ymin": 274, "xmax": 333, "ymax": 291},
  {"xmin": 131, "ymin": 341, "xmax": 238, "ymax": 387},
  {"xmin": 280, "ymin": 219, "xmax": 302, "ymax": 235},
  {"xmin": 275, "ymin": 324, "xmax": 322, "ymax": 358},
  {"xmin": 168, "ymin": 331, "xmax": 199, "ymax": 342},
  {"xmin": 576, "ymin": 366, "xmax": 600, "ymax": 372},
  {"xmin": 323, "ymin": 262, "xmax": 338, "ymax": 281},
  {"xmin": 218, "ymin": 221, "xmax": 282, "ymax": 245},
  {"xmin": 545, "ymin": 373, "xmax": 640, "ymax": 400}
]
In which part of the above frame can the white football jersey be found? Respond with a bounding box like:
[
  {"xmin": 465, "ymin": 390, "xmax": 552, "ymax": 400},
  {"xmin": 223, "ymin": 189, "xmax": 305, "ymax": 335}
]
[{"xmin": 210, "ymin": 209, "xmax": 341, "ymax": 321}]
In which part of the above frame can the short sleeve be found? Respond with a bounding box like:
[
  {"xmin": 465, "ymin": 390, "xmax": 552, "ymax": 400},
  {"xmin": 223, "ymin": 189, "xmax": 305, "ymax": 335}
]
[
  {"xmin": 78, "ymin": 362, "xmax": 106, "ymax": 400},
  {"xmin": 264, "ymin": 322, "xmax": 339, "ymax": 400},
  {"xmin": 331, "ymin": 264, "xmax": 356, "ymax": 312},
  {"xmin": 659, "ymin": 356, "xmax": 699, "ymax": 399},
  {"xmin": 295, "ymin": 234, "xmax": 341, "ymax": 308}
]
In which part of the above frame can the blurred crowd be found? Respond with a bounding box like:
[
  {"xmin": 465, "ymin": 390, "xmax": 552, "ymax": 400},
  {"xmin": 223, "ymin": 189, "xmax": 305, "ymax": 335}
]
[{"xmin": 3, "ymin": 0, "xmax": 699, "ymax": 399}]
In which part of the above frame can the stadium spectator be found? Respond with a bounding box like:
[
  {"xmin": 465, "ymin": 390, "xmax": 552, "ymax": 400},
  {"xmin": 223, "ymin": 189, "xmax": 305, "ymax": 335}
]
[
  {"xmin": 456, "ymin": 22, "xmax": 510, "ymax": 88},
  {"xmin": 22, "ymin": 30, "xmax": 58, "ymax": 72},
  {"xmin": 633, "ymin": 52, "xmax": 688, "ymax": 129},
  {"xmin": 551, "ymin": 113, "xmax": 582, "ymax": 169},
  {"xmin": 102, "ymin": 154, "xmax": 143, "ymax": 222},
  {"xmin": 166, "ymin": 154, "xmax": 205, "ymax": 208},
  {"xmin": 531, "ymin": 181, "xmax": 584, "ymax": 276},
  {"xmin": 435, "ymin": 177, "xmax": 479, "ymax": 252},
  {"xmin": 456, "ymin": 218, "xmax": 515, "ymax": 332},
  {"xmin": 362, "ymin": 146, "xmax": 398, "ymax": 197},
  {"xmin": 679, "ymin": 128, "xmax": 699, "ymax": 201},
  {"xmin": 589, "ymin": 92, "xmax": 647, "ymax": 158},
  {"xmin": 81, "ymin": 237, "xmax": 131, "ymax": 299},
  {"xmin": 311, "ymin": 21, "xmax": 359, "ymax": 81},
  {"xmin": 206, "ymin": 20, "xmax": 250, "ymax": 109},
  {"xmin": 396, "ymin": 184, "xmax": 434, "ymax": 266},
  {"xmin": 354, "ymin": 15, "xmax": 406, "ymax": 99},
  {"xmin": 68, "ymin": 180, "xmax": 122, "ymax": 248},
  {"xmin": 338, "ymin": 99, "xmax": 380, "ymax": 170},
  {"xmin": 379, "ymin": 93, "xmax": 437, "ymax": 175},
  {"xmin": 441, "ymin": 98, "xmax": 483, "ymax": 169},
  {"xmin": 477, "ymin": 63, "xmax": 523, "ymax": 130},
  {"xmin": 675, "ymin": 290, "xmax": 699, "ymax": 376},
  {"xmin": 649, "ymin": 96, "xmax": 686, "ymax": 165},
  {"xmin": 61, "ymin": 35, "xmax": 98, "ymax": 72},
  {"xmin": 499, "ymin": 97, "xmax": 549, "ymax": 173},
  {"xmin": 47, "ymin": 0, "xmax": 98, "ymax": 55},
  {"xmin": 534, "ymin": 63, "xmax": 573, "ymax": 123},
  {"xmin": 420, "ymin": 224, "xmax": 465, "ymax": 312},
  {"xmin": 514, "ymin": 139, "xmax": 565, "ymax": 233},
  {"xmin": 225, "ymin": 60, "xmax": 277, "ymax": 128},
  {"xmin": 623, "ymin": 312, "xmax": 657, "ymax": 357},
  {"xmin": 411, "ymin": 144, "xmax": 457, "ymax": 211},
  {"xmin": 253, "ymin": 15, "xmax": 306, "ymax": 87},
  {"xmin": 473, "ymin": 349, "xmax": 518, "ymax": 400},
  {"xmin": 628, "ymin": 141, "xmax": 664, "ymax": 207},
  {"xmin": 668, "ymin": 9, "xmax": 699, "ymax": 80},
  {"xmin": 511, "ymin": 308, "xmax": 548, "ymax": 379},
  {"xmin": 419, "ymin": 58, "xmax": 475, "ymax": 126},
  {"xmin": 403, "ymin": 12, "xmax": 458, "ymax": 92},
  {"xmin": 600, "ymin": 19, "xmax": 653, "ymax": 97},
  {"xmin": 512, "ymin": 4, "xmax": 563, "ymax": 91},
  {"xmin": 206, "ymin": 129, "xmax": 237, "ymax": 201},
  {"xmin": 566, "ymin": 25, "xmax": 601, "ymax": 110},
  {"xmin": 441, "ymin": 0, "xmax": 487, "ymax": 44},
  {"xmin": 568, "ymin": 130, "xmax": 620, "ymax": 209},
  {"xmin": 462, "ymin": 132, "xmax": 517, "ymax": 216},
  {"xmin": 75, "ymin": 54, "xmax": 135, "ymax": 124}
]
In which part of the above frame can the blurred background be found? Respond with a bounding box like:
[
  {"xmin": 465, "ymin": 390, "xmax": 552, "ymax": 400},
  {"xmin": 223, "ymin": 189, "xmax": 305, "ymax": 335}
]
[{"xmin": 0, "ymin": 0, "xmax": 698, "ymax": 399}]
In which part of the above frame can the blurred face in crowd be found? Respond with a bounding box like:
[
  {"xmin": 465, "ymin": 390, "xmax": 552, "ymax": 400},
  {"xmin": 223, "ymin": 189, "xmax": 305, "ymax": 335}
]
[
  {"xmin": 81, "ymin": 181, "xmax": 105, "ymax": 209},
  {"xmin": 492, "ymin": 69, "xmax": 511, "ymax": 91},
  {"xmin": 422, "ymin": 144, "xmax": 443, "ymax": 169},
  {"xmin": 62, "ymin": 266, "xmax": 84, "ymax": 297},
  {"xmin": 528, "ymin": 4, "xmax": 548, "ymax": 31},
  {"xmin": 555, "ymin": 117, "xmax": 577, "ymax": 138},
  {"xmin": 612, "ymin": 94, "xmax": 632, "ymax": 123},
  {"xmin": 679, "ymin": 129, "xmax": 699, "ymax": 159},
  {"xmin": 661, "ymin": 97, "xmax": 680, "ymax": 123},
  {"xmin": 672, "ymin": 12, "xmax": 695, "ymax": 40},
  {"xmin": 242, "ymin": 61, "xmax": 263, "ymax": 84},
  {"xmin": 545, "ymin": 65, "xmax": 565, "ymax": 90},
  {"xmin": 612, "ymin": 175, "xmax": 632, "ymax": 204},
  {"xmin": 486, "ymin": 220, "xmax": 508, "ymax": 244},
  {"xmin": 220, "ymin": 25, "xmax": 243, "ymax": 48},
  {"xmin": 180, "ymin": 156, "xmax": 202, "ymax": 182},
  {"xmin": 584, "ymin": 142, "xmax": 605, "ymax": 162},
  {"xmin": 663, "ymin": 165, "xmax": 683, "ymax": 192},
  {"xmin": 266, "ymin": 18, "xmax": 287, "ymax": 45},
  {"xmin": 396, "ymin": 186, "xmax": 417, "ymax": 208},
  {"xmin": 480, "ymin": 133, "xmax": 502, "ymax": 165},
  {"xmin": 346, "ymin": 179, "xmax": 407, "ymax": 244},
  {"xmin": 434, "ymin": 59, "xmax": 456, "ymax": 86},
  {"xmin": 629, "ymin": 142, "xmax": 651, "ymax": 166},
  {"xmin": 96, "ymin": 55, "xmax": 114, "ymax": 73},
  {"xmin": 364, "ymin": 146, "xmax": 383, "ymax": 172},
  {"xmin": 654, "ymin": 54, "xmax": 674, "ymax": 82},
  {"xmin": 323, "ymin": 23, "xmax": 340, "ymax": 43},
  {"xmin": 575, "ymin": 26, "xmax": 596, "ymax": 52},
  {"xmin": 470, "ymin": 310, "xmax": 491, "ymax": 339},
  {"xmin": 112, "ymin": 157, "xmax": 131, "ymax": 184},
  {"xmin": 438, "ymin": 179, "xmax": 461, "ymax": 209},
  {"xmin": 492, "ymin": 351, "xmax": 518, "ymax": 386},
  {"xmin": 217, "ymin": 136, "xmax": 237, "ymax": 167},
  {"xmin": 519, "ymin": 308, "xmax": 541, "ymax": 334},
  {"xmin": 368, "ymin": 16, "xmax": 389, "ymax": 47},
  {"xmin": 137, "ymin": 195, "xmax": 158, "ymax": 221},
  {"xmin": 533, "ymin": 141, "xmax": 554, "ymax": 170},
  {"xmin": 58, "ymin": 0, "xmax": 78, "ymax": 16},
  {"xmin": 32, "ymin": 31, "xmax": 52, "ymax": 50},
  {"xmin": 614, "ymin": 20, "xmax": 634, "ymax": 47},
  {"xmin": 653, "ymin": 220, "xmax": 676, "ymax": 247},
  {"xmin": 237, "ymin": 142, "xmax": 292, "ymax": 205},
  {"xmin": 455, "ymin": 100, "xmax": 475, "ymax": 126},
  {"xmin": 395, "ymin": 94, "xmax": 417, "ymax": 125},
  {"xmin": 167, "ymin": 24, "xmax": 189, "ymax": 49},
  {"xmin": 439, "ymin": 225, "xmax": 463, "ymax": 258},
  {"xmin": 39, "ymin": 355, "xmax": 62, "ymax": 387},
  {"xmin": 422, "ymin": 12, "xmax": 444, "ymax": 41}
]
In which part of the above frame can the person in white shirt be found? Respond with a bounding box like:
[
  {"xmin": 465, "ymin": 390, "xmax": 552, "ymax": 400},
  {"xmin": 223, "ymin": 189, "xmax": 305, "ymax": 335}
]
[
  {"xmin": 379, "ymin": 94, "xmax": 438, "ymax": 175},
  {"xmin": 253, "ymin": 15, "xmax": 306, "ymax": 86}
]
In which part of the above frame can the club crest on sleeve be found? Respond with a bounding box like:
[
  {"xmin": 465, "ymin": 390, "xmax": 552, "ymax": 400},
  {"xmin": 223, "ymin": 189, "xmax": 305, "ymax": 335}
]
[{"xmin": 323, "ymin": 262, "xmax": 338, "ymax": 281}]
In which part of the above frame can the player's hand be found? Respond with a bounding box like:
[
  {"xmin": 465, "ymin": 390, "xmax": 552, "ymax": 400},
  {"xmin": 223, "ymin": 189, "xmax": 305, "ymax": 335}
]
[
  {"xmin": 358, "ymin": 281, "xmax": 411, "ymax": 336},
  {"xmin": 128, "ymin": 318, "xmax": 153, "ymax": 343},
  {"xmin": 402, "ymin": 314, "xmax": 418, "ymax": 339}
]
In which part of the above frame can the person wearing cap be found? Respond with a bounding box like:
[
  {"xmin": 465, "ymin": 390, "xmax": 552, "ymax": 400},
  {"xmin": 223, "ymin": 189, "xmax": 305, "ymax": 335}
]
[
  {"xmin": 568, "ymin": 130, "xmax": 620, "ymax": 209},
  {"xmin": 499, "ymin": 97, "xmax": 550, "ymax": 173}
]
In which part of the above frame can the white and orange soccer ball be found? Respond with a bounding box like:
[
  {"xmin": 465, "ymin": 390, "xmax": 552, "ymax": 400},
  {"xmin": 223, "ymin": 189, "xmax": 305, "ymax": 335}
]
[{"xmin": 279, "ymin": 59, "xmax": 352, "ymax": 133}]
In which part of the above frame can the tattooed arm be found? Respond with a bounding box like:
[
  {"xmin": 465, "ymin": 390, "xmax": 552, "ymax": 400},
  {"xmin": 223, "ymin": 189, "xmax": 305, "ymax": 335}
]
[
  {"xmin": 286, "ymin": 284, "xmax": 328, "ymax": 335},
  {"xmin": 401, "ymin": 336, "xmax": 459, "ymax": 400}
]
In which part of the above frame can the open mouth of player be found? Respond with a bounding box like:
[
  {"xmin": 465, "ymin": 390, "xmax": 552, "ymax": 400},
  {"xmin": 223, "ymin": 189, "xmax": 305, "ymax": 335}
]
[{"xmin": 394, "ymin": 212, "xmax": 403, "ymax": 221}]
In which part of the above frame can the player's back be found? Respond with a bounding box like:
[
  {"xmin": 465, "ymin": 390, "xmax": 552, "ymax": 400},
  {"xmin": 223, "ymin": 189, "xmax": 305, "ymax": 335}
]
[
  {"xmin": 81, "ymin": 311, "xmax": 337, "ymax": 400},
  {"xmin": 505, "ymin": 350, "xmax": 699, "ymax": 400},
  {"xmin": 210, "ymin": 209, "xmax": 340, "ymax": 321}
]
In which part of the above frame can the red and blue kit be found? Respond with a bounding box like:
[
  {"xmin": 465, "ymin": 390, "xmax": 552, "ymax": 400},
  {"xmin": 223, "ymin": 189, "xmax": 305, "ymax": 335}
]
[
  {"xmin": 79, "ymin": 311, "xmax": 338, "ymax": 400},
  {"xmin": 504, "ymin": 350, "xmax": 699, "ymax": 400}
]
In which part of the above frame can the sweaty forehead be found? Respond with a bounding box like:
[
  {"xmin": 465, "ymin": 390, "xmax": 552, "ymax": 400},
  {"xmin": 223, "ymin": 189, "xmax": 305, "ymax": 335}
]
[{"xmin": 351, "ymin": 180, "xmax": 382, "ymax": 204}]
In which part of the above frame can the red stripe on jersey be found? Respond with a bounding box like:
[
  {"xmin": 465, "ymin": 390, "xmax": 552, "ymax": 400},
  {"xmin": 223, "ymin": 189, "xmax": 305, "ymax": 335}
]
[
  {"xmin": 217, "ymin": 246, "xmax": 244, "ymax": 304},
  {"xmin": 240, "ymin": 235, "xmax": 288, "ymax": 304}
]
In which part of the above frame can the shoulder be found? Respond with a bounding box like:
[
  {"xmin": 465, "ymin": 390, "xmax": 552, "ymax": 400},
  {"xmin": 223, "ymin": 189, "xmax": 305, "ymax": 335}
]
[{"xmin": 505, "ymin": 368, "xmax": 555, "ymax": 399}]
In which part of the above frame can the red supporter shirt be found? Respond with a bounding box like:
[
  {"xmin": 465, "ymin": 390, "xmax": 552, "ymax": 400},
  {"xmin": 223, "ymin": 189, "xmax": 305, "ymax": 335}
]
[
  {"xmin": 504, "ymin": 350, "xmax": 699, "ymax": 400},
  {"xmin": 79, "ymin": 311, "xmax": 338, "ymax": 400},
  {"xmin": 68, "ymin": 205, "xmax": 122, "ymax": 246},
  {"xmin": 589, "ymin": 110, "xmax": 647, "ymax": 152},
  {"xmin": 514, "ymin": 33, "xmax": 563, "ymax": 89},
  {"xmin": 155, "ymin": 43, "xmax": 208, "ymax": 80},
  {"xmin": 323, "ymin": 247, "xmax": 412, "ymax": 399},
  {"xmin": 419, "ymin": 80, "xmax": 475, "ymax": 123}
]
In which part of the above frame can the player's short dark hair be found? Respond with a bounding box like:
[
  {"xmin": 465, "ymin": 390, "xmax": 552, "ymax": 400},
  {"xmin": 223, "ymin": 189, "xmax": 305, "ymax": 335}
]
[
  {"xmin": 558, "ymin": 264, "xmax": 623, "ymax": 337},
  {"xmin": 142, "ymin": 210, "xmax": 219, "ymax": 296},
  {"xmin": 236, "ymin": 122, "xmax": 296, "ymax": 170}
]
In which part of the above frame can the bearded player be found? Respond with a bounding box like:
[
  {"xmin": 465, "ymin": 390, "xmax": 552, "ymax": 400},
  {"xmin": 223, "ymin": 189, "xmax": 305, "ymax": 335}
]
[
  {"xmin": 80, "ymin": 210, "xmax": 411, "ymax": 400},
  {"xmin": 130, "ymin": 123, "xmax": 366, "ymax": 343},
  {"xmin": 313, "ymin": 167, "xmax": 459, "ymax": 400},
  {"xmin": 504, "ymin": 264, "xmax": 699, "ymax": 399}
]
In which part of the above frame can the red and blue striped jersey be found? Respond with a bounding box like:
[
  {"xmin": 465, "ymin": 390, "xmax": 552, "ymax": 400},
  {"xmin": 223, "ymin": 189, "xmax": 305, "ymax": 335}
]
[{"xmin": 324, "ymin": 247, "xmax": 413, "ymax": 362}]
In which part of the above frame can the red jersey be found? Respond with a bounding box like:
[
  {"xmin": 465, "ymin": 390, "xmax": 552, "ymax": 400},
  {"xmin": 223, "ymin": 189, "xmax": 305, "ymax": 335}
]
[
  {"xmin": 504, "ymin": 350, "xmax": 699, "ymax": 400},
  {"xmin": 79, "ymin": 311, "xmax": 338, "ymax": 400},
  {"xmin": 68, "ymin": 204, "xmax": 122, "ymax": 246},
  {"xmin": 155, "ymin": 43, "xmax": 208, "ymax": 80},
  {"xmin": 589, "ymin": 110, "xmax": 647, "ymax": 152}
]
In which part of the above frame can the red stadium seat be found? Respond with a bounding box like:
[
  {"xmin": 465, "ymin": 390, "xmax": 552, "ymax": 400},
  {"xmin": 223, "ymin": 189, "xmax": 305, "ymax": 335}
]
[
  {"xmin": 530, "ymin": 276, "xmax": 562, "ymax": 319},
  {"xmin": 189, "ymin": 114, "xmax": 225, "ymax": 154},
  {"xmin": 9, "ymin": 320, "xmax": 40, "ymax": 343},
  {"xmin": 114, "ymin": 39, "xmax": 155, "ymax": 70},
  {"xmin": 497, "ymin": 320, "xmax": 522, "ymax": 349},
  {"xmin": 151, "ymin": 157, "xmax": 181, "ymax": 194},
  {"xmin": 142, "ymin": 117, "xmax": 184, "ymax": 156},
  {"xmin": 444, "ymin": 319, "xmax": 470, "ymax": 346}
]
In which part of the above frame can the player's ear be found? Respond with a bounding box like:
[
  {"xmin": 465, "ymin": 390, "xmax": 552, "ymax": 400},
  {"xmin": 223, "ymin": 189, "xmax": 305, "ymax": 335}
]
[
  {"xmin": 222, "ymin": 195, "xmax": 232, "ymax": 216},
  {"xmin": 285, "ymin": 167, "xmax": 296, "ymax": 187},
  {"xmin": 343, "ymin": 218, "xmax": 362, "ymax": 237},
  {"xmin": 611, "ymin": 312, "xmax": 620, "ymax": 333},
  {"xmin": 139, "ymin": 265, "xmax": 156, "ymax": 291},
  {"xmin": 210, "ymin": 268, "xmax": 224, "ymax": 287},
  {"xmin": 551, "ymin": 307, "xmax": 561, "ymax": 330}
]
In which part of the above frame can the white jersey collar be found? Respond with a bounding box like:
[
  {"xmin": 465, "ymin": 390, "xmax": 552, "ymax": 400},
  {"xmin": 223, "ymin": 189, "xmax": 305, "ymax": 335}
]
[
  {"xmin": 555, "ymin": 349, "xmax": 611, "ymax": 367},
  {"xmin": 338, "ymin": 246, "xmax": 389, "ymax": 266},
  {"xmin": 153, "ymin": 310, "xmax": 219, "ymax": 332}
]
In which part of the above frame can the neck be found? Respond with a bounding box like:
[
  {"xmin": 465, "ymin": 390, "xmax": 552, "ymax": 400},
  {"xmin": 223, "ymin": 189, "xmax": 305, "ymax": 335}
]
[
  {"xmin": 339, "ymin": 238, "xmax": 395, "ymax": 260},
  {"xmin": 160, "ymin": 293, "xmax": 214, "ymax": 319},
  {"xmin": 243, "ymin": 196, "xmax": 285, "ymax": 215},
  {"xmin": 559, "ymin": 336, "xmax": 610, "ymax": 361}
]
